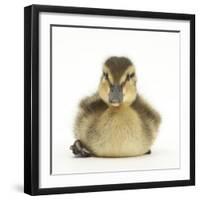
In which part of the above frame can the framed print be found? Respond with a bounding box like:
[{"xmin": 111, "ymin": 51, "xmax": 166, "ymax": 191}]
[{"xmin": 24, "ymin": 4, "xmax": 195, "ymax": 195}]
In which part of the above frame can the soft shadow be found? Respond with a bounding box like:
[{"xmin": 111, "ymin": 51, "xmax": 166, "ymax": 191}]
[{"xmin": 12, "ymin": 184, "xmax": 24, "ymax": 193}]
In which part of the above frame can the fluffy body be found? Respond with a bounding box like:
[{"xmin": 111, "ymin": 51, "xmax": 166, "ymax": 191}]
[{"xmin": 74, "ymin": 93, "xmax": 161, "ymax": 157}]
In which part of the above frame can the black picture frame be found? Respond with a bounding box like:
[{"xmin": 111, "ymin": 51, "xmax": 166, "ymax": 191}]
[{"xmin": 24, "ymin": 4, "xmax": 195, "ymax": 196}]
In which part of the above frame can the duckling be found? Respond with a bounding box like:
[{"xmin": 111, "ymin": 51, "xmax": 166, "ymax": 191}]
[{"xmin": 70, "ymin": 56, "xmax": 161, "ymax": 157}]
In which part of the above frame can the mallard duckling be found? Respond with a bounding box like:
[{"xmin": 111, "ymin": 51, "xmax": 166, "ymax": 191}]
[{"xmin": 70, "ymin": 56, "xmax": 161, "ymax": 157}]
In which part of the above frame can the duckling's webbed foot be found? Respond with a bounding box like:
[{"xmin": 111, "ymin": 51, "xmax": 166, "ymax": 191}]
[
  {"xmin": 70, "ymin": 140, "xmax": 92, "ymax": 157},
  {"xmin": 145, "ymin": 150, "xmax": 151, "ymax": 155}
]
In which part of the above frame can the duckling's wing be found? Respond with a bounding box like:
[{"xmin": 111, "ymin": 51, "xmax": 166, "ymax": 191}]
[
  {"xmin": 79, "ymin": 93, "xmax": 108, "ymax": 114},
  {"xmin": 132, "ymin": 95, "xmax": 161, "ymax": 128}
]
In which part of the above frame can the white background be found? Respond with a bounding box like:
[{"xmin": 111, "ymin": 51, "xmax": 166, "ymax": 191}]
[
  {"xmin": 39, "ymin": 14, "xmax": 190, "ymax": 188},
  {"xmin": 52, "ymin": 25, "xmax": 180, "ymax": 174},
  {"xmin": 0, "ymin": 0, "xmax": 199, "ymax": 199}
]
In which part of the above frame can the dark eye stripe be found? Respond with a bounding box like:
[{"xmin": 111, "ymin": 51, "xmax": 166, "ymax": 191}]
[
  {"xmin": 121, "ymin": 73, "xmax": 135, "ymax": 87},
  {"xmin": 103, "ymin": 72, "xmax": 112, "ymax": 86},
  {"xmin": 126, "ymin": 73, "xmax": 134, "ymax": 81},
  {"xmin": 103, "ymin": 72, "xmax": 108, "ymax": 79},
  {"xmin": 129, "ymin": 73, "xmax": 135, "ymax": 78}
]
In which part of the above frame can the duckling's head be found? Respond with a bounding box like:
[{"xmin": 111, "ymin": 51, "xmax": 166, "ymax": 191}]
[{"xmin": 98, "ymin": 56, "xmax": 137, "ymax": 107}]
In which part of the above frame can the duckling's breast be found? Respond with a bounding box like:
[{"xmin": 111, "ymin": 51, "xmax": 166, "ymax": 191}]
[{"xmin": 89, "ymin": 106, "xmax": 151, "ymax": 157}]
